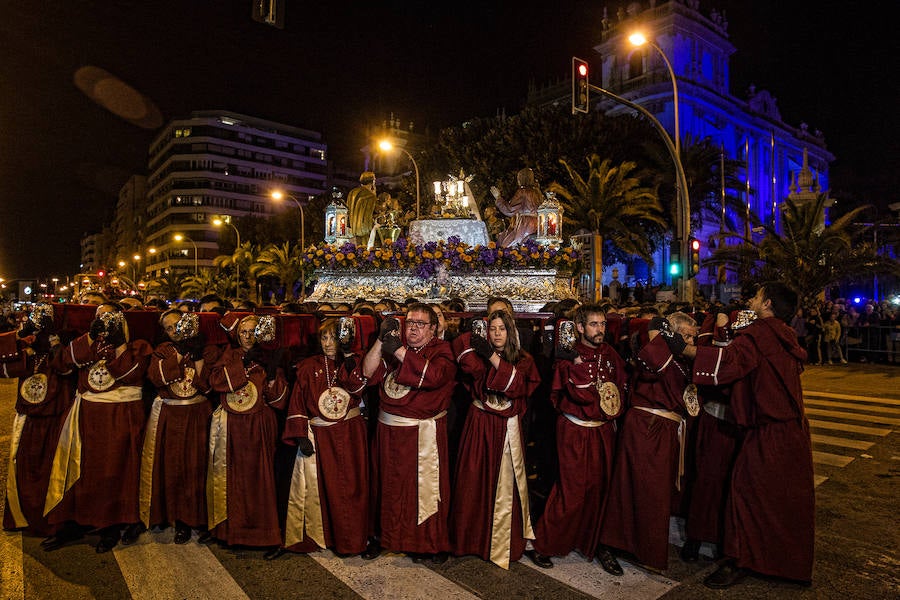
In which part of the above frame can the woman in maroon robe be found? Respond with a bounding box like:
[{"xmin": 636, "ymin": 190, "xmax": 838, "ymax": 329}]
[
  {"xmin": 268, "ymin": 318, "xmax": 369, "ymax": 559},
  {"xmin": 450, "ymin": 310, "xmax": 540, "ymax": 569},
  {"xmin": 207, "ymin": 314, "xmax": 288, "ymax": 549}
]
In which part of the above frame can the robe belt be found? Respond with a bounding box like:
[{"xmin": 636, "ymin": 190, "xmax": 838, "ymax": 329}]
[
  {"xmin": 379, "ymin": 409, "xmax": 447, "ymax": 524},
  {"xmin": 633, "ymin": 405, "xmax": 687, "ymax": 491},
  {"xmin": 284, "ymin": 407, "xmax": 363, "ymax": 548},
  {"xmin": 44, "ymin": 386, "xmax": 143, "ymax": 516},
  {"xmin": 563, "ymin": 412, "xmax": 608, "ymax": 428},
  {"xmin": 206, "ymin": 406, "xmax": 228, "ymax": 530},
  {"xmin": 309, "ymin": 407, "xmax": 361, "ymax": 427},
  {"xmin": 703, "ymin": 401, "xmax": 729, "ymax": 421},
  {"xmin": 472, "ymin": 400, "xmax": 534, "ymax": 569},
  {"xmin": 139, "ymin": 394, "xmax": 208, "ymax": 527},
  {"xmin": 6, "ymin": 413, "xmax": 28, "ymax": 527}
]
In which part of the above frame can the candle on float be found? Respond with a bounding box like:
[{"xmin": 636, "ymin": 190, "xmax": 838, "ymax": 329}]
[
  {"xmin": 457, "ymin": 180, "xmax": 464, "ymax": 195},
  {"xmin": 433, "ymin": 181, "xmax": 442, "ymax": 195}
]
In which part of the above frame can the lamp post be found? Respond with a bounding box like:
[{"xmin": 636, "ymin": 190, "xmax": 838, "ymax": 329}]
[
  {"xmin": 627, "ymin": 33, "xmax": 690, "ymax": 301},
  {"xmin": 271, "ymin": 190, "xmax": 306, "ymax": 299},
  {"xmin": 378, "ymin": 140, "xmax": 421, "ymax": 220},
  {"xmin": 213, "ymin": 216, "xmax": 241, "ymax": 296},
  {"xmin": 173, "ymin": 234, "xmax": 198, "ymax": 275}
]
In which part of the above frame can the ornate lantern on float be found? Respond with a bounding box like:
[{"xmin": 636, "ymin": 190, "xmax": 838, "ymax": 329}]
[
  {"xmin": 324, "ymin": 189, "xmax": 352, "ymax": 245},
  {"xmin": 535, "ymin": 191, "xmax": 563, "ymax": 245}
]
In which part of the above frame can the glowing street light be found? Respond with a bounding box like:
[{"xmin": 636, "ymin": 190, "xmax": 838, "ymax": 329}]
[
  {"xmin": 271, "ymin": 190, "xmax": 307, "ymax": 299},
  {"xmin": 378, "ymin": 140, "xmax": 421, "ymax": 220},
  {"xmin": 213, "ymin": 216, "xmax": 241, "ymax": 296},
  {"xmin": 173, "ymin": 233, "xmax": 198, "ymax": 274}
]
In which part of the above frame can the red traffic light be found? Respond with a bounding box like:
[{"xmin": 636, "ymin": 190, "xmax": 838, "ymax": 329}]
[
  {"xmin": 578, "ymin": 63, "xmax": 588, "ymax": 77},
  {"xmin": 97, "ymin": 270, "xmax": 105, "ymax": 278},
  {"xmin": 691, "ymin": 239, "xmax": 701, "ymax": 251}
]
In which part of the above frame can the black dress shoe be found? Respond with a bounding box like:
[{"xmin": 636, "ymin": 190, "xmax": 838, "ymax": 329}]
[
  {"xmin": 41, "ymin": 524, "xmax": 84, "ymax": 551},
  {"xmin": 361, "ymin": 539, "xmax": 382, "ymax": 560},
  {"xmin": 597, "ymin": 547, "xmax": 623, "ymax": 576},
  {"xmin": 704, "ymin": 561, "xmax": 748, "ymax": 589},
  {"xmin": 525, "ymin": 549, "xmax": 554, "ymax": 569},
  {"xmin": 680, "ymin": 539, "xmax": 701, "ymax": 562},
  {"xmin": 264, "ymin": 547, "xmax": 287, "ymax": 561},
  {"xmin": 121, "ymin": 523, "xmax": 146, "ymax": 545},
  {"xmin": 173, "ymin": 524, "xmax": 192, "ymax": 545},
  {"xmin": 95, "ymin": 535, "xmax": 119, "ymax": 554}
]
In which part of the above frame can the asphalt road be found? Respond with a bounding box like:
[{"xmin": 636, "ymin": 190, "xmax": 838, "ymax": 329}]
[{"xmin": 0, "ymin": 364, "xmax": 897, "ymax": 599}]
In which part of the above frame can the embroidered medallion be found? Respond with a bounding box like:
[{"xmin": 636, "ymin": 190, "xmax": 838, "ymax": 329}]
[
  {"xmin": 732, "ymin": 309, "xmax": 757, "ymax": 330},
  {"xmin": 318, "ymin": 386, "xmax": 351, "ymax": 420},
  {"xmin": 21, "ymin": 373, "xmax": 48, "ymax": 404},
  {"xmin": 683, "ymin": 383, "xmax": 700, "ymax": 417},
  {"xmin": 88, "ymin": 360, "xmax": 115, "ymax": 391},
  {"xmin": 170, "ymin": 366, "xmax": 198, "ymax": 398},
  {"xmin": 597, "ymin": 380, "xmax": 621, "ymax": 416},
  {"xmin": 383, "ymin": 370, "xmax": 411, "ymax": 399},
  {"xmin": 225, "ymin": 382, "xmax": 258, "ymax": 412},
  {"xmin": 484, "ymin": 393, "xmax": 512, "ymax": 411}
]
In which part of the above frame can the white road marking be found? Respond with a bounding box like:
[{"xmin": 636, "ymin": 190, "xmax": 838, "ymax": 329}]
[
  {"xmin": 808, "ymin": 420, "xmax": 891, "ymax": 436},
  {"xmin": 805, "ymin": 398, "xmax": 900, "ymax": 416},
  {"xmin": 805, "ymin": 408, "xmax": 900, "ymax": 427},
  {"xmin": 814, "ymin": 475, "xmax": 829, "ymax": 487},
  {"xmin": 810, "ymin": 434, "xmax": 874, "ymax": 450},
  {"xmin": 812, "ymin": 451, "xmax": 854, "ymax": 467},
  {"xmin": 805, "ymin": 391, "xmax": 900, "ymax": 406}
]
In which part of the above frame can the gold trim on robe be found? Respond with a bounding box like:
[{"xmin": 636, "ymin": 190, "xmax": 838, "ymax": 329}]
[
  {"xmin": 139, "ymin": 394, "xmax": 208, "ymax": 527},
  {"xmin": 378, "ymin": 409, "xmax": 447, "ymax": 525},
  {"xmin": 206, "ymin": 406, "xmax": 228, "ymax": 529},
  {"xmin": 6, "ymin": 413, "xmax": 28, "ymax": 527}
]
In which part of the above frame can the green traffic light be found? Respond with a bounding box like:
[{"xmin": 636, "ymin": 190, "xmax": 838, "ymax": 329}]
[{"xmin": 669, "ymin": 262, "xmax": 681, "ymax": 276}]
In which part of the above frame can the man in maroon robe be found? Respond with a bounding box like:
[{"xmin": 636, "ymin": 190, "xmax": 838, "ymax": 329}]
[
  {"xmin": 360, "ymin": 303, "xmax": 457, "ymax": 563},
  {"xmin": 527, "ymin": 304, "xmax": 626, "ymax": 575},
  {"xmin": 681, "ymin": 282, "xmax": 814, "ymax": 588}
]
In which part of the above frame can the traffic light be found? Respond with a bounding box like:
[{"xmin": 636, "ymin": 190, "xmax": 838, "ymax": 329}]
[
  {"xmin": 690, "ymin": 238, "xmax": 701, "ymax": 276},
  {"xmin": 669, "ymin": 242, "xmax": 682, "ymax": 278},
  {"xmin": 572, "ymin": 57, "xmax": 590, "ymax": 114},
  {"xmin": 97, "ymin": 269, "xmax": 106, "ymax": 279}
]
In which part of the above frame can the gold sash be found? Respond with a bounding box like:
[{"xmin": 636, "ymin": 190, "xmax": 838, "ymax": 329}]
[
  {"xmin": 6, "ymin": 413, "xmax": 28, "ymax": 527},
  {"xmin": 206, "ymin": 406, "xmax": 228, "ymax": 529},
  {"xmin": 471, "ymin": 400, "xmax": 534, "ymax": 570},
  {"xmin": 378, "ymin": 409, "xmax": 447, "ymax": 525},
  {"xmin": 562, "ymin": 412, "xmax": 608, "ymax": 428},
  {"xmin": 139, "ymin": 395, "xmax": 208, "ymax": 527},
  {"xmin": 44, "ymin": 386, "xmax": 142, "ymax": 516},
  {"xmin": 285, "ymin": 427, "xmax": 323, "ymax": 548},
  {"xmin": 633, "ymin": 406, "xmax": 686, "ymax": 491}
]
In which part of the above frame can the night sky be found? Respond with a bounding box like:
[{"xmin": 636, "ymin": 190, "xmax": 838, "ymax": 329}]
[{"xmin": 1, "ymin": 0, "xmax": 895, "ymax": 280}]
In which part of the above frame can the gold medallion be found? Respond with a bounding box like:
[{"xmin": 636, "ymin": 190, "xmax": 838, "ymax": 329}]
[
  {"xmin": 318, "ymin": 386, "xmax": 351, "ymax": 420},
  {"xmin": 683, "ymin": 383, "xmax": 700, "ymax": 417},
  {"xmin": 170, "ymin": 366, "xmax": 198, "ymax": 398},
  {"xmin": 88, "ymin": 360, "xmax": 115, "ymax": 392},
  {"xmin": 597, "ymin": 380, "xmax": 621, "ymax": 417},
  {"xmin": 21, "ymin": 373, "xmax": 48, "ymax": 404},
  {"xmin": 484, "ymin": 393, "xmax": 512, "ymax": 411},
  {"xmin": 383, "ymin": 370, "xmax": 411, "ymax": 399},
  {"xmin": 225, "ymin": 382, "xmax": 258, "ymax": 412}
]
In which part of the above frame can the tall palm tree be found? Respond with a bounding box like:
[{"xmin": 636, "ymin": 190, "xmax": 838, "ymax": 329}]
[
  {"xmin": 706, "ymin": 194, "xmax": 900, "ymax": 308},
  {"xmin": 549, "ymin": 154, "xmax": 668, "ymax": 266},
  {"xmin": 181, "ymin": 269, "xmax": 230, "ymax": 301},
  {"xmin": 214, "ymin": 241, "xmax": 259, "ymax": 301},
  {"xmin": 145, "ymin": 270, "xmax": 189, "ymax": 303},
  {"xmin": 250, "ymin": 241, "xmax": 304, "ymax": 302}
]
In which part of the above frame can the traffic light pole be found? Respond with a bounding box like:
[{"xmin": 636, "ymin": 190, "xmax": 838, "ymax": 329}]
[{"xmin": 584, "ymin": 81, "xmax": 692, "ymax": 302}]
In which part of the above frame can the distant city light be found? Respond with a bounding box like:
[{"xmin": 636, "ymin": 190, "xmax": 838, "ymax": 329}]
[{"xmin": 853, "ymin": 297, "xmax": 861, "ymax": 304}]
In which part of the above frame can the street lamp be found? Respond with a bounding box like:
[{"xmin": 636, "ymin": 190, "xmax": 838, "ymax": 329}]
[
  {"xmin": 627, "ymin": 33, "xmax": 690, "ymax": 301},
  {"xmin": 173, "ymin": 233, "xmax": 198, "ymax": 275},
  {"xmin": 378, "ymin": 140, "xmax": 421, "ymax": 220},
  {"xmin": 271, "ymin": 190, "xmax": 307, "ymax": 299},
  {"xmin": 213, "ymin": 216, "xmax": 241, "ymax": 296}
]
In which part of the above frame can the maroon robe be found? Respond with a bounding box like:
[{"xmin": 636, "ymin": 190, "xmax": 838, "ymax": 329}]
[
  {"xmin": 48, "ymin": 334, "xmax": 152, "ymax": 529},
  {"xmin": 144, "ymin": 342, "xmax": 218, "ymax": 529},
  {"xmin": 601, "ymin": 334, "xmax": 693, "ymax": 569},
  {"xmin": 533, "ymin": 341, "xmax": 626, "ymax": 558},
  {"xmin": 366, "ymin": 337, "xmax": 456, "ymax": 554},
  {"xmin": 208, "ymin": 346, "xmax": 288, "ymax": 547},
  {"xmin": 692, "ymin": 317, "xmax": 813, "ymax": 582},
  {"xmin": 450, "ymin": 343, "xmax": 540, "ymax": 564},
  {"xmin": 282, "ymin": 353, "xmax": 369, "ymax": 554},
  {"xmin": 2, "ymin": 349, "xmax": 72, "ymax": 535}
]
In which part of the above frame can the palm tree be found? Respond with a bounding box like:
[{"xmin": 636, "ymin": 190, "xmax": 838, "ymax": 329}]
[
  {"xmin": 250, "ymin": 241, "xmax": 304, "ymax": 302},
  {"xmin": 549, "ymin": 154, "xmax": 668, "ymax": 269},
  {"xmin": 181, "ymin": 269, "xmax": 230, "ymax": 300},
  {"xmin": 145, "ymin": 270, "xmax": 189, "ymax": 302},
  {"xmin": 214, "ymin": 241, "xmax": 259, "ymax": 301},
  {"xmin": 706, "ymin": 194, "xmax": 900, "ymax": 308}
]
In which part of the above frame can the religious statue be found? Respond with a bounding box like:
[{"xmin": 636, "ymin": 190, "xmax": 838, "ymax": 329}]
[
  {"xmin": 490, "ymin": 167, "xmax": 541, "ymax": 247},
  {"xmin": 346, "ymin": 171, "xmax": 377, "ymax": 247}
]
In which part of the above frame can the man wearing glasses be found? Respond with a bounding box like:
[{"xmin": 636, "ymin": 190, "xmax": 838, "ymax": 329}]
[{"xmin": 360, "ymin": 303, "xmax": 457, "ymax": 563}]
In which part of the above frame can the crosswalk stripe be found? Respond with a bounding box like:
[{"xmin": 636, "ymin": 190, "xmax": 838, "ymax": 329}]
[
  {"xmin": 805, "ymin": 398, "xmax": 900, "ymax": 416},
  {"xmin": 805, "ymin": 391, "xmax": 900, "ymax": 405},
  {"xmin": 0, "ymin": 531, "xmax": 24, "ymax": 600},
  {"xmin": 113, "ymin": 530, "xmax": 250, "ymax": 600},
  {"xmin": 812, "ymin": 451, "xmax": 854, "ymax": 467},
  {"xmin": 810, "ymin": 434, "xmax": 874, "ymax": 450},
  {"xmin": 808, "ymin": 419, "xmax": 891, "ymax": 436},
  {"xmin": 805, "ymin": 407, "xmax": 900, "ymax": 426},
  {"xmin": 309, "ymin": 551, "xmax": 478, "ymax": 600},
  {"xmin": 814, "ymin": 475, "xmax": 829, "ymax": 487},
  {"xmin": 520, "ymin": 552, "xmax": 676, "ymax": 599}
]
